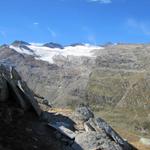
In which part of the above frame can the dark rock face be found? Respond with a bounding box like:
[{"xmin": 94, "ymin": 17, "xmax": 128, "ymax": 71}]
[
  {"xmin": 95, "ymin": 118, "xmax": 135, "ymax": 150},
  {"xmin": 73, "ymin": 106, "xmax": 137, "ymax": 150},
  {"xmin": 0, "ymin": 76, "xmax": 8, "ymax": 102},
  {"xmin": 0, "ymin": 65, "xmax": 137, "ymax": 150},
  {"xmin": 0, "ymin": 65, "xmax": 72, "ymax": 150},
  {"xmin": 75, "ymin": 106, "xmax": 94, "ymax": 121},
  {"xmin": 20, "ymin": 45, "xmax": 35, "ymax": 52},
  {"xmin": 0, "ymin": 89, "xmax": 63, "ymax": 150},
  {"xmin": 73, "ymin": 131, "xmax": 123, "ymax": 150},
  {"xmin": 0, "ymin": 64, "xmax": 41, "ymax": 116},
  {"xmin": 69, "ymin": 43, "xmax": 84, "ymax": 47},
  {"xmin": 43, "ymin": 42, "xmax": 63, "ymax": 49},
  {"xmin": 11, "ymin": 40, "xmax": 30, "ymax": 46}
]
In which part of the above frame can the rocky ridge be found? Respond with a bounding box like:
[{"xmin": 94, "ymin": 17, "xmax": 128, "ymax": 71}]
[
  {"xmin": 0, "ymin": 64, "xmax": 137, "ymax": 150},
  {"xmin": 1, "ymin": 41, "xmax": 150, "ymax": 143},
  {"xmin": 0, "ymin": 41, "xmax": 150, "ymax": 110}
]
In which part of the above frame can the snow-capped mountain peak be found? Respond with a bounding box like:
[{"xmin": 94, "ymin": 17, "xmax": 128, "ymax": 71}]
[{"xmin": 9, "ymin": 41, "xmax": 104, "ymax": 63}]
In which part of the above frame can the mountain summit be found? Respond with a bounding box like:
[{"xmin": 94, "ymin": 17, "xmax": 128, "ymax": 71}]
[
  {"xmin": 11, "ymin": 40, "xmax": 31, "ymax": 46},
  {"xmin": 43, "ymin": 42, "xmax": 64, "ymax": 49}
]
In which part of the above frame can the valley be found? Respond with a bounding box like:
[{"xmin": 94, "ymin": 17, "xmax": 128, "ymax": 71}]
[{"xmin": 1, "ymin": 41, "xmax": 150, "ymax": 149}]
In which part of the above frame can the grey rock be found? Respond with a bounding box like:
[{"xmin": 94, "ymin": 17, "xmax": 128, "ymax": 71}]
[
  {"xmin": 48, "ymin": 122, "xmax": 76, "ymax": 140},
  {"xmin": 75, "ymin": 106, "xmax": 94, "ymax": 121},
  {"xmin": 11, "ymin": 40, "xmax": 30, "ymax": 46},
  {"xmin": 0, "ymin": 64, "xmax": 41, "ymax": 116},
  {"xmin": 73, "ymin": 131, "xmax": 123, "ymax": 150},
  {"xmin": 96, "ymin": 117, "xmax": 137, "ymax": 150},
  {"xmin": 84, "ymin": 121, "xmax": 96, "ymax": 132},
  {"xmin": 0, "ymin": 59, "xmax": 137, "ymax": 150},
  {"xmin": 42, "ymin": 99, "xmax": 52, "ymax": 107},
  {"xmin": 86, "ymin": 118, "xmax": 100, "ymax": 132}
]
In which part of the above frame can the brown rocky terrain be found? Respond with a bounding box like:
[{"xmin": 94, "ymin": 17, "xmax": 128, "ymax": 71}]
[
  {"xmin": 0, "ymin": 64, "xmax": 137, "ymax": 150},
  {"xmin": 1, "ymin": 41, "xmax": 150, "ymax": 149}
]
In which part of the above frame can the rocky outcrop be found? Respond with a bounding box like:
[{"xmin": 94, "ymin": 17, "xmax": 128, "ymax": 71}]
[
  {"xmin": 74, "ymin": 105, "xmax": 94, "ymax": 121},
  {"xmin": 0, "ymin": 64, "xmax": 137, "ymax": 150},
  {"xmin": 73, "ymin": 131, "xmax": 123, "ymax": 150},
  {"xmin": 0, "ymin": 63, "xmax": 41, "ymax": 116},
  {"xmin": 73, "ymin": 105, "xmax": 137, "ymax": 150},
  {"xmin": 1, "ymin": 41, "xmax": 150, "ymax": 145}
]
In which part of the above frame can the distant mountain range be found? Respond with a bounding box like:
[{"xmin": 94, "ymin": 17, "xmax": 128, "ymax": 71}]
[
  {"xmin": 4, "ymin": 40, "xmax": 103, "ymax": 63},
  {"xmin": 0, "ymin": 40, "xmax": 150, "ymax": 112},
  {"xmin": 1, "ymin": 41, "xmax": 150, "ymax": 147}
]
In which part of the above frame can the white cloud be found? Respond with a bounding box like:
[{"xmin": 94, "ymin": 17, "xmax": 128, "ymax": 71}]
[
  {"xmin": 89, "ymin": 0, "xmax": 112, "ymax": 4},
  {"xmin": 33, "ymin": 22, "xmax": 39, "ymax": 25},
  {"xmin": 127, "ymin": 18, "xmax": 150, "ymax": 35},
  {"xmin": 47, "ymin": 27, "xmax": 57, "ymax": 38}
]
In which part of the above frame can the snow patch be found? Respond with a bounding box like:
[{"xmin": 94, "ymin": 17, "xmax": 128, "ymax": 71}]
[
  {"xmin": 10, "ymin": 45, "xmax": 34, "ymax": 55},
  {"xmin": 9, "ymin": 44, "xmax": 104, "ymax": 63}
]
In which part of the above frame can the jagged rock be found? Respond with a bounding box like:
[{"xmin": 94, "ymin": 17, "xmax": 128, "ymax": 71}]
[
  {"xmin": 42, "ymin": 99, "xmax": 52, "ymax": 107},
  {"xmin": 0, "ymin": 63, "xmax": 138, "ymax": 150},
  {"xmin": 84, "ymin": 121, "xmax": 96, "ymax": 132},
  {"xmin": 73, "ymin": 110, "xmax": 137, "ymax": 150},
  {"xmin": 0, "ymin": 64, "xmax": 41, "ymax": 116},
  {"xmin": 95, "ymin": 118, "xmax": 137, "ymax": 150},
  {"xmin": 75, "ymin": 106, "xmax": 94, "ymax": 121},
  {"xmin": 0, "ymin": 42, "xmax": 144, "ymax": 150},
  {"xmin": 85, "ymin": 118, "xmax": 100, "ymax": 132},
  {"xmin": 72, "ymin": 131, "xmax": 123, "ymax": 150}
]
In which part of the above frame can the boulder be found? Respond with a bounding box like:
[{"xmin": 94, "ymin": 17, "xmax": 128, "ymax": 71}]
[
  {"xmin": 96, "ymin": 117, "xmax": 137, "ymax": 150},
  {"xmin": 75, "ymin": 106, "xmax": 94, "ymax": 121},
  {"xmin": 72, "ymin": 131, "xmax": 123, "ymax": 150}
]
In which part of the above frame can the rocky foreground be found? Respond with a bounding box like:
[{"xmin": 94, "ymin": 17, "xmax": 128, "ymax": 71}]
[{"xmin": 0, "ymin": 63, "xmax": 138, "ymax": 150}]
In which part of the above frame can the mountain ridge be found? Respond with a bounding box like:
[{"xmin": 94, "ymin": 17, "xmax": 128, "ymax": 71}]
[
  {"xmin": 1, "ymin": 41, "xmax": 150, "ymax": 109},
  {"xmin": 1, "ymin": 41, "xmax": 150, "ymax": 140}
]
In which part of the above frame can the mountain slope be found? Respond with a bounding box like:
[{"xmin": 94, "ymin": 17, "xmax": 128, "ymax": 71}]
[
  {"xmin": 0, "ymin": 41, "xmax": 150, "ymax": 110},
  {"xmin": 1, "ymin": 41, "xmax": 150, "ymax": 139}
]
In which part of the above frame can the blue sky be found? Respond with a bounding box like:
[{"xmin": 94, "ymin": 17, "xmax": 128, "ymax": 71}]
[{"xmin": 0, "ymin": 0, "xmax": 150, "ymax": 45}]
